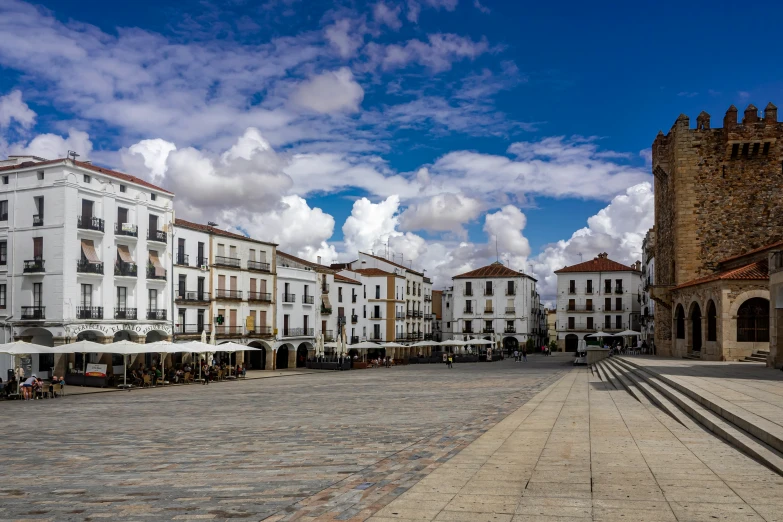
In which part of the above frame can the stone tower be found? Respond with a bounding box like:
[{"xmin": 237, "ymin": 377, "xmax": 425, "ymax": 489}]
[{"xmin": 651, "ymin": 103, "xmax": 783, "ymax": 356}]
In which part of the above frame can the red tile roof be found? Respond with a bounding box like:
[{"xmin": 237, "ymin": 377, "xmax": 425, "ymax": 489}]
[
  {"xmin": 359, "ymin": 251, "xmax": 424, "ymax": 276},
  {"xmin": 334, "ymin": 273, "xmax": 361, "ymax": 285},
  {"xmin": 277, "ymin": 251, "xmax": 335, "ymax": 272},
  {"xmin": 719, "ymin": 239, "xmax": 783, "ymax": 264},
  {"xmin": 0, "ymin": 158, "xmax": 173, "ymax": 194},
  {"xmin": 354, "ymin": 267, "xmax": 402, "ymax": 277},
  {"xmin": 453, "ymin": 262, "xmax": 530, "ymax": 280},
  {"xmin": 554, "ymin": 256, "xmax": 637, "ymax": 274},
  {"xmin": 175, "ymin": 219, "xmax": 277, "ymax": 246},
  {"xmin": 674, "ymin": 259, "xmax": 769, "ymax": 290}
]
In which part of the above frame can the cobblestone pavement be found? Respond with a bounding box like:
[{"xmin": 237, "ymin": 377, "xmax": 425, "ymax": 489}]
[{"xmin": 0, "ymin": 356, "xmax": 569, "ymax": 521}]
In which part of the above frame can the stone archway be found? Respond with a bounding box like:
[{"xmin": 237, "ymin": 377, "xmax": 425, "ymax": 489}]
[
  {"xmin": 737, "ymin": 297, "xmax": 770, "ymax": 343},
  {"xmin": 707, "ymin": 300, "xmax": 717, "ymax": 342},
  {"xmin": 276, "ymin": 345, "xmax": 291, "ymax": 369},
  {"xmin": 247, "ymin": 341, "xmax": 270, "ymax": 370},
  {"xmin": 18, "ymin": 327, "xmax": 54, "ymax": 378},
  {"xmin": 564, "ymin": 334, "xmax": 578, "ymax": 353},
  {"xmin": 689, "ymin": 302, "xmax": 703, "ymax": 353},
  {"xmin": 503, "ymin": 336, "xmax": 519, "ymax": 354},
  {"xmin": 296, "ymin": 343, "xmax": 309, "ymax": 368}
]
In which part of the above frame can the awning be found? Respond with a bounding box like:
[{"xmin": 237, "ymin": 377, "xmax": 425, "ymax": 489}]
[
  {"xmin": 149, "ymin": 250, "xmax": 165, "ymax": 277},
  {"xmin": 117, "ymin": 244, "xmax": 134, "ymax": 263},
  {"xmin": 322, "ymin": 296, "xmax": 332, "ymax": 309},
  {"xmin": 81, "ymin": 239, "xmax": 101, "ymax": 263}
]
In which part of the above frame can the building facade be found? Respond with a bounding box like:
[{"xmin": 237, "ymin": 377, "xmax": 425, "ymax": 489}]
[
  {"xmin": 651, "ymin": 104, "xmax": 783, "ymax": 358},
  {"xmin": 546, "ymin": 309, "xmax": 557, "ymax": 347},
  {"xmin": 554, "ymin": 253, "xmax": 643, "ymax": 352},
  {"xmin": 770, "ymin": 249, "xmax": 783, "ymax": 368},
  {"xmin": 172, "ymin": 219, "xmax": 277, "ymax": 369},
  {"xmin": 640, "ymin": 228, "xmax": 655, "ymax": 344},
  {"xmin": 431, "ymin": 289, "xmax": 443, "ymax": 342},
  {"xmin": 275, "ymin": 252, "xmax": 318, "ymax": 369},
  {"xmin": 0, "ymin": 155, "xmax": 174, "ymax": 379},
  {"xmin": 450, "ymin": 262, "xmax": 539, "ymax": 353}
]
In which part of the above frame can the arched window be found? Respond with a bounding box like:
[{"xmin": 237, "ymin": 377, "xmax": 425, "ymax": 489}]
[
  {"xmin": 737, "ymin": 298, "xmax": 769, "ymax": 342},
  {"xmin": 707, "ymin": 300, "xmax": 717, "ymax": 342},
  {"xmin": 675, "ymin": 304, "xmax": 685, "ymax": 339}
]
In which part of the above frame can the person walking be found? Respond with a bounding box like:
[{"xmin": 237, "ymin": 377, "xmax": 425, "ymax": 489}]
[
  {"xmin": 447, "ymin": 355, "xmax": 453, "ymax": 369},
  {"xmin": 513, "ymin": 349, "xmax": 519, "ymax": 362},
  {"xmin": 522, "ymin": 346, "xmax": 527, "ymax": 362}
]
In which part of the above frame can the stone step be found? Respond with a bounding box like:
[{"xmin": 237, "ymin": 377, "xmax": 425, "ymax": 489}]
[
  {"xmin": 612, "ymin": 358, "xmax": 783, "ymax": 475},
  {"xmin": 742, "ymin": 356, "xmax": 767, "ymax": 363},
  {"xmin": 682, "ymin": 351, "xmax": 702, "ymax": 360},
  {"xmin": 600, "ymin": 358, "xmax": 645, "ymax": 404},
  {"xmin": 597, "ymin": 360, "xmax": 622, "ymax": 391},
  {"xmin": 608, "ymin": 358, "xmax": 692, "ymax": 428},
  {"xmin": 593, "ymin": 360, "xmax": 615, "ymax": 389},
  {"xmin": 755, "ymin": 350, "xmax": 771, "ymax": 356},
  {"xmin": 618, "ymin": 357, "xmax": 783, "ymax": 470}
]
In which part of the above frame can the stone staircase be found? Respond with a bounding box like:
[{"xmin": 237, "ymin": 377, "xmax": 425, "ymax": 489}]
[
  {"xmin": 682, "ymin": 351, "xmax": 701, "ymax": 360},
  {"xmin": 591, "ymin": 356, "xmax": 783, "ymax": 476},
  {"xmin": 741, "ymin": 350, "xmax": 770, "ymax": 363}
]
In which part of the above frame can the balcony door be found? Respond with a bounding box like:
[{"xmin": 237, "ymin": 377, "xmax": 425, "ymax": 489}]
[
  {"xmin": 82, "ymin": 199, "xmax": 93, "ymax": 220},
  {"xmin": 230, "ymin": 309, "xmax": 237, "ymax": 333},
  {"xmin": 148, "ymin": 214, "xmax": 158, "ymax": 234},
  {"xmin": 197, "ymin": 277, "xmax": 205, "ymax": 300},
  {"xmin": 116, "ymin": 287, "xmax": 127, "ymax": 310},
  {"xmin": 33, "ymin": 237, "xmax": 43, "ymax": 260},
  {"xmin": 81, "ymin": 284, "xmax": 92, "ymax": 308},
  {"xmin": 117, "ymin": 206, "xmax": 128, "ymax": 226},
  {"xmin": 283, "ymin": 314, "xmax": 289, "ymax": 335},
  {"xmin": 259, "ymin": 310, "xmax": 267, "ymax": 327},
  {"xmin": 373, "ymin": 324, "xmax": 381, "ymax": 340},
  {"xmin": 218, "ymin": 275, "xmax": 226, "ymax": 294},
  {"xmin": 149, "ymin": 289, "xmax": 158, "ymax": 311},
  {"xmin": 33, "ymin": 283, "xmax": 42, "ymax": 307},
  {"xmin": 178, "ymin": 275, "xmax": 186, "ymax": 298}
]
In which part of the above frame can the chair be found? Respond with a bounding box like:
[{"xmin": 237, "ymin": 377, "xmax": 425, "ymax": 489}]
[
  {"xmin": 52, "ymin": 383, "xmax": 62, "ymax": 398},
  {"xmin": 183, "ymin": 372, "xmax": 192, "ymax": 384},
  {"xmin": 142, "ymin": 374, "xmax": 152, "ymax": 388}
]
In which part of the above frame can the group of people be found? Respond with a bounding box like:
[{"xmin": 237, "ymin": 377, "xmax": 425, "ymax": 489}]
[
  {"xmin": 370, "ymin": 356, "xmax": 392, "ymax": 368},
  {"xmin": 127, "ymin": 360, "xmax": 246, "ymax": 387},
  {"xmin": 513, "ymin": 348, "xmax": 528, "ymax": 362},
  {"xmin": 0, "ymin": 373, "xmax": 65, "ymax": 400},
  {"xmin": 606, "ymin": 340, "xmax": 651, "ymax": 356}
]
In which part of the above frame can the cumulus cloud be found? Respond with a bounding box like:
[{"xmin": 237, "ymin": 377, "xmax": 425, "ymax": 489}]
[
  {"xmin": 325, "ymin": 18, "xmax": 365, "ymax": 59},
  {"xmin": 407, "ymin": 0, "xmax": 459, "ymax": 22},
  {"xmin": 374, "ymin": 2, "xmax": 402, "ymax": 30},
  {"xmin": 290, "ymin": 68, "xmax": 364, "ymax": 114},
  {"xmin": 9, "ymin": 128, "xmax": 92, "ymax": 159},
  {"xmin": 365, "ymin": 33, "xmax": 490, "ymax": 72},
  {"xmin": 399, "ymin": 193, "xmax": 482, "ymax": 236},
  {"xmin": 0, "ymin": 90, "xmax": 35, "ymax": 128}
]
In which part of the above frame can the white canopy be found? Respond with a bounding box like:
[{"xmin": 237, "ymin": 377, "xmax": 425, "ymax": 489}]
[
  {"xmin": 0, "ymin": 341, "xmax": 61, "ymax": 354},
  {"xmin": 617, "ymin": 329, "xmax": 642, "ymax": 337},
  {"xmin": 410, "ymin": 340, "xmax": 437, "ymax": 347},
  {"xmin": 65, "ymin": 340, "xmax": 108, "ymax": 353},
  {"xmin": 349, "ymin": 341, "xmax": 382, "ymax": 349},
  {"xmin": 381, "ymin": 342, "xmax": 406, "ymax": 348},
  {"xmin": 587, "ymin": 332, "xmax": 613, "ymax": 338},
  {"xmin": 324, "ymin": 341, "xmax": 341, "ymax": 348},
  {"xmin": 215, "ymin": 342, "xmax": 263, "ymax": 353},
  {"xmin": 439, "ymin": 339, "xmax": 467, "ymax": 346},
  {"xmin": 467, "ymin": 339, "xmax": 493, "ymax": 345}
]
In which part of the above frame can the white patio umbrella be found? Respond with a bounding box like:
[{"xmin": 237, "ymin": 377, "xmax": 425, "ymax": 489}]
[
  {"xmin": 617, "ymin": 330, "xmax": 642, "ymax": 337},
  {"xmin": 467, "ymin": 339, "xmax": 493, "ymax": 345},
  {"xmin": 350, "ymin": 341, "xmax": 381, "ymax": 349},
  {"xmin": 587, "ymin": 332, "xmax": 613, "ymax": 338}
]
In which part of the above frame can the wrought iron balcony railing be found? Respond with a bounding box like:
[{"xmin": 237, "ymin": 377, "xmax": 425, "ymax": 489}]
[
  {"xmin": 247, "ymin": 260, "xmax": 270, "ymax": 272},
  {"xmin": 77, "ymin": 260, "xmax": 103, "ymax": 274},
  {"xmin": 77, "ymin": 216, "xmax": 104, "ymax": 232},
  {"xmin": 76, "ymin": 306, "xmax": 103, "ymax": 319},
  {"xmin": 114, "ymin": 307, "xmax": 137, "ymax": 320}
]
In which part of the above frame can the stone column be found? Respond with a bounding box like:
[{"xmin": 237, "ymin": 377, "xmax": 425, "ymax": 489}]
[
  {"xmin": 53, "ymin": 337, "xmax": 69, "ymax": 376},
  {"xmin": 266, "ymin": 348, "xmax": 274, "ymax": 371},
  {"xmin": 288, "ymin": 347, "xmax": 297, "ymax": 368}
]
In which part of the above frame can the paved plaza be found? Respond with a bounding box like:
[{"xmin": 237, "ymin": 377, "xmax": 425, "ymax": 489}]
[{"xmin": 0, "ymin": 357, "xmax": 567, "ymax": 521}]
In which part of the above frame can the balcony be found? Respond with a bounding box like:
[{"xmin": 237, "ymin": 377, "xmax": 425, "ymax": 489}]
[
  {"xmin": 463, "ymin": 307, "xmax": 474, "ymax": 314},
  {"xmin": 147, "ymin": 309, "xmax": 167, "ymax": 320},
  {"xmin": 568, "ymin": 288, "xmax": 577, "ymax": 295},
  {"xmin": 504, "ymin": 326, "xmax": 516, "ymax": 334},
  {"xmin": 614, "ymin": 286, "xmax": 624, "ymax": 294},
  {"xmin": 424, "ymin": 295, "xmax": 432, "ymax": 302},
  {"xmin": 114, "ymin": 307, "xmax": 137, "ymax": 320},
  {"xmin": 215, "ymin": 289, "xmax": 243, "ymax": 300},
  {"xmin": 33, "ymin": 214, "xmax": 43, "ymax": 227},
  {"xmin": 215, "ymin": 325, "xmax": 243, "ymax": 337},
  {"xmin": 352, "ymin": 295, "xmax": 357, "ymax": 303},
  {"xmin": 146, "ymin": 267, "xmax": 167, "ymax": 280},
  {"xmin": 484, "ymin": 288, "xmax": 494, "ymax": 296},
  {"xmin": 0, "ymin": 212, "xmax": 7, "ymax": 221},
  {"xmin": 505, "ymin": 307, "xmax": 515, "ymax": 314},
  {"xmin": 462, "ymin": 327, "xmax": 474, "ymax": 334},
  {"xmin": 350, "ymin": 335, "xmax": 360, "ymax": 344},
  {"xmin": 585, "ymin": 287, "xmax": 594, "ymax": 295},
  {"xmin": 115, "ymin": 262, "xmax": 137, "ymax": 277},
  {"xmin": 321, "ymin": 304, "xmax": 332, "ymax": 314},
  {"xmin": 283, "ymin": 293, "xmax": 296, "ymax": 303},
  {"xmin": 415, "ymin": 310, "xmax": 423, "ymax": 317},
  {"xmin": 483, "ymin": 327, "xmax": 494, "ymax": 334},
  {"xmin": 76, "ymin": 260, "xmax": 103, "ymax": 274},
  {"xmin": 321, "ymin": 283, "xmax": 330, "ymax": 294},
  {"xmin": 78, "ymin": 216, "xmax": 104, "ymax": 232},
  {"xmin": 248, "ymin": 326, "xmax": 272, "ymax": 337},
  {"xmin": 175, "ymin": 324, "xmax": 211, "ymax": 335},
  {"xmin": 370, "ymin": 312, "xmax": 383, "ymax": 319},
  {"xmin": 283, "ymin": 328, "xmax": 314, "ymax": 337},
  {"xmin": 322, "ymin": 330, "xmax": 334, "ymax": 342},
  {"xmin": 564, "ymin": 323, "xmax": 597, "ymax": 332},
  {"xmin": 148, "ymin": 229, "xmax": 166, "ymax": 243},
  {"xmin": 484, "ymin": 308, "xmax": 494, "ymax": 315},
  {"xmin": 76, "ymin": 306, "xmax": 103, "ymax": 319},
  {"xmin": 302, "ymin": 295, "xmax": 314, "ymax": 305},
  {"xmin": 23, "ymin": 259, "xmax": 45, "ymax": 273},
  {"xmin": 175, "ymin": 252, "xmax": 189, "ymax": 266},
  {"xmin": 213, "ymin": 255, "xmax": 240, "ymax": 268},
  {"xmin": 247, "ymin": 260, "xmax": 271, "ymax": 272},
  {"xmin": 603, "ymin": 323, "xmax": 627, "ymax": 332},
  {"xmin": 197, "ymin": 256, "xmax": 208, "ymax": 267},
  {"xmin": 248, "ymin": 292, "xmax": 271, "ymax": 302},
  {"xmin": 424, "ymin": 333, "xmax": 433, "ymax": 340},
  {"xmin": 465, "ymin": 289, "xmax": 473, "ymax": 296},
  {"xmin": 424, "ymin": 313, "xmax": 434, "ymax": 320},
  {"xmin": 396, "ymin": 312, "xmax": 405, "ymax": 319},
  {"xmin": 351, "ymin": 314, "xmax": 358, "ymax": 323},
  {"xmin": 505, "ymin": 289, "xmax": 516, "ymax": 296},
  {"xmin": 21, "ymin": 306, "xmax": 45, "ymax": 320},
  {"xmin": 115, "ymin": 223, "xmax": 138, "ymax": 237},
  {"xmin": 369, "ymin": 334, "xmax": 383, "ymax": 342},
  {"xmin": 566, "ymin": 305, "xmax": 594, "ymax": 312},
  {"xmin": 177, "ymin": 291, "xmax": 211, "ymax": 302}
]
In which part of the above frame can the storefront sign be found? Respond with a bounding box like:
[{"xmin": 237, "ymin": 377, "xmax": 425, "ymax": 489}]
[
  {"xmin": 85, "ymin": 363, "xmax": 107, "ymax": 377},
  {"xmin": 64, "ymin": 323, "xmax": 173, "ymax": 337}
]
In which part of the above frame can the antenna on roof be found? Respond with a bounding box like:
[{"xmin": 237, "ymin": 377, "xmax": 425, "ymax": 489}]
[
  {"xmin": 578, "ymin": 252, "xmax": 583, "ymax": 262},
  {"xmin": 207, "ymin": 221, "xmax": 219, "ymax": 227},
  {"xmin": 495, "ymin": 236, "xmax": 499, "ymax": 262},
  {"xmin": 67, "ymin": 150, "xmax": 80, "ymax": 161}
]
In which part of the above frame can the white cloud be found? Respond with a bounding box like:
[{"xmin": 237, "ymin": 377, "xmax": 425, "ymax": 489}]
[
  {"xmin": 399, "ymin": 193, "xmax": 482, "ymax": 236},
  {"xmin": 291, "ymin": 68, "xmax": 364, "ymax": 114},
  {"xmin": 365, "ymin": 33, "xmax": 490, "ymax": 72},
  {"xmin": 9, "ymin": 128, "xmax": 92, "ymax": 160},
  {"xmin": 473, "ymin": 0, "xmax": 490, "ymax": 13},
  {"xmin": 529, "ymin": 182, "xmax": 654, "ymax": 302},
  {"xmin": 0, "ymin": 90, "xmax": 35, "ymax": 128},
  {"xmin": 374, "ymin": 2, "xmax": 402, "ymax": 30},
  {"xmin": 324, "ymin": 18, "xmax": 364, "ymax": 59}
]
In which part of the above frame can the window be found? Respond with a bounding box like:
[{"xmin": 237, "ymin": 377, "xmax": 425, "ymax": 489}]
[
  {"xmin": 81, "ymin": 284, "xmax": 92, "ymax": 307},
  {"xmin": 197, "ymin": 242, "xmax": 205, "ymax": 265},
  {"xmin": 615, "ymin": 279, "xmax": 623, "ymax": 292},
  {"xmin": 117, "ymin": 287, "xmax": 127, "ymax": 309},
  {"xmin": 375, "ymin": 285, "xmax": 380, "ymax": 299},
  {"xmin": 604, "ymin": 297, "xmax": 611, "ymax": 311},
  {"xmin": 675, "ymin": 305, "xmax": 685, "ymax": 339},
  {"xmin": 374, "ymin": 305, "xmax": 380, "ymax": 318},
  {"xmin": 568, "ymin": 317, "xmax": 575, "ymax": 329},
  {"xmin": 737, "ymin": 298, "xmax": 770, "ymax": 343},
  {"xmin": 149, "ymin": 289, "xmax": 158, "ymax": 310},
  {"xmin": 0, "ymin": 200, "xmax": 7, "ymax": 220},
  {"xmin": 507, "ymin": 281, "xmax": 514, "ymax": 295},
  {"xmin": 465, "ymin": 281, "xmax": 472, "ymax": 295},
  {"xmin": 763, "ymin": 142, "xmax": 771, "ymax": 155},
  {"xmin": 120, "ymin": 184, "xmax": 126, "ymax": 193},
  {"xmin": 117, "ymin": 206, "xmax": 128, "ymax": 226},
  {"xmin": 373, "ymin": 324, "xmax": 381, "ymax": 340},
  {"xmin": 150, "ymin": 193, "xmax": 157, "ymax": 201},
  {"xmin": 587, "ymin": 317, "xmax": 593, "ymax": 330},
  {"xmin": 569, "ymin": 279, "xmax": 575, "ymax": 292},
  {"xmin": 485, "ymin": 281, "xmax": 493, "ymax": 295},
  {"xmin": 84, "ymin": 174, "xmax": 91, "ymax": 184},
  {"xmin": 731, "ymin": 143, "xmax": 739, "ymax": 159},
  {"xmin": 197, "ymin": 309, "xmax": 205, "ymax": 331},
  {"xmin": 707, "ymin": 300, "xmax": 717, "ymax": 342},
  {"xmin": 338, "ymin": 287, "xmax": 343, "ymax": 302},
  {"xmin": 615, "ymin": 315, "xmax": 622, "ymax": 329},
  {"xmin": 178, "ymin": 274, "xmax": 186, "ymax": 298},
  {"xmin": 604, "ymin": 315, "xmax": 611, "ymax": 328},
  {"xmin": 586, "ymin": 280, "xmax": 593, "ymax": 293},
  {"xmin": 604, "ymin": 279, "xmax": 612, "ymax": 293},
  {"xmin": 37, "ymin": 170, "xmax": 44, "ymax": 180},
  {"xmin": 33, "ymin": 237, "xmax": 43, "ymax": 259},
  {"xmin": 615, "ymin": 297, "xmax": 622, "ymax": 311},
  {"xmin": 568, "ymin": 298, "xmax": 575, "ymax": 311},
  {"xmin": 33, "ymin": 283, "xmax": 42, "ymax": 307},
  {"xmin": 465, "ymin": 300, "xmax": 472, "ymax": 312},
  {"xmin": 2, "ymin": 176, "xmax": 8, "ymax": 185},
  {"xmin": 0, "ymin": 284, "xmax": 5, "ymax": 308},
  {"xmin": 0, "ymin": 241, "xmax": 5, "ymax": 266}
]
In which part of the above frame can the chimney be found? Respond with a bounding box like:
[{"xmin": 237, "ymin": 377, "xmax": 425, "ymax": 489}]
[
  {"xmin": 317, "ymin": 256, "xmax": 322, "ymax": 265},
  {"xmin": 724, "ymin": 105, "xmax": 738, "ymax": 130},
  {"xmin": 743, "ymin": 104, "xmax": 759, "ymax": 124},
  {"xmin": 764, "ymin": 102, "xmax": 778, "ymax": 124}
]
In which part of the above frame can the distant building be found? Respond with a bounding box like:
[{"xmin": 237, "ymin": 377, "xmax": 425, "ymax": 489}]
[
  {"xmin": 432, "ymin": 289, "xmax": 443, "ymax": 341},
  {"xmin": 555, "ymin": 253, "xmax": 643, "ymax": 352},
  {"xmin": 546, "ymin": 309, "xmax": 557, "ymax": 348},
  {"xmin": 640, "ymin": 228, "xmax": 655, "ymax": 345}
]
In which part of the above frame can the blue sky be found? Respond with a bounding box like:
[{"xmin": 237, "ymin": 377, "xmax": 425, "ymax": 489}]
[{"xmin": 0, "ymin": 0, "xmax": 778, "ymax": 296}]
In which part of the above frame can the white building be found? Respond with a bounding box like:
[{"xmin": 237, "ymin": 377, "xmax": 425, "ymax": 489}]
[
  {"xmin": 351, "ymin": 267, "xmax": 406, "ymax": 343},
  {"xmin": 640, "ymin": 228, "xmax": 655, "ymax": 344},
  {"xmin": 449, "ymin": 262, "xmax": 540, "ymax": 353},
  {"xmin": 554, "ymin": 253, "xmax": 643, "ymax": 351},
  {"xmin": 172, "ymin": 219, "xmax": 276, "ymax": 370},
  {"xmin": 275, "ymin": 251, "xmax": 319, "ymax": 368},
  {"xmin": 441, "ymin": 287, "xmax": 454, "ymax": 341},
  {"xmin": 0, "ymin": 155, "xmax": 174, "ymax": 379}
]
